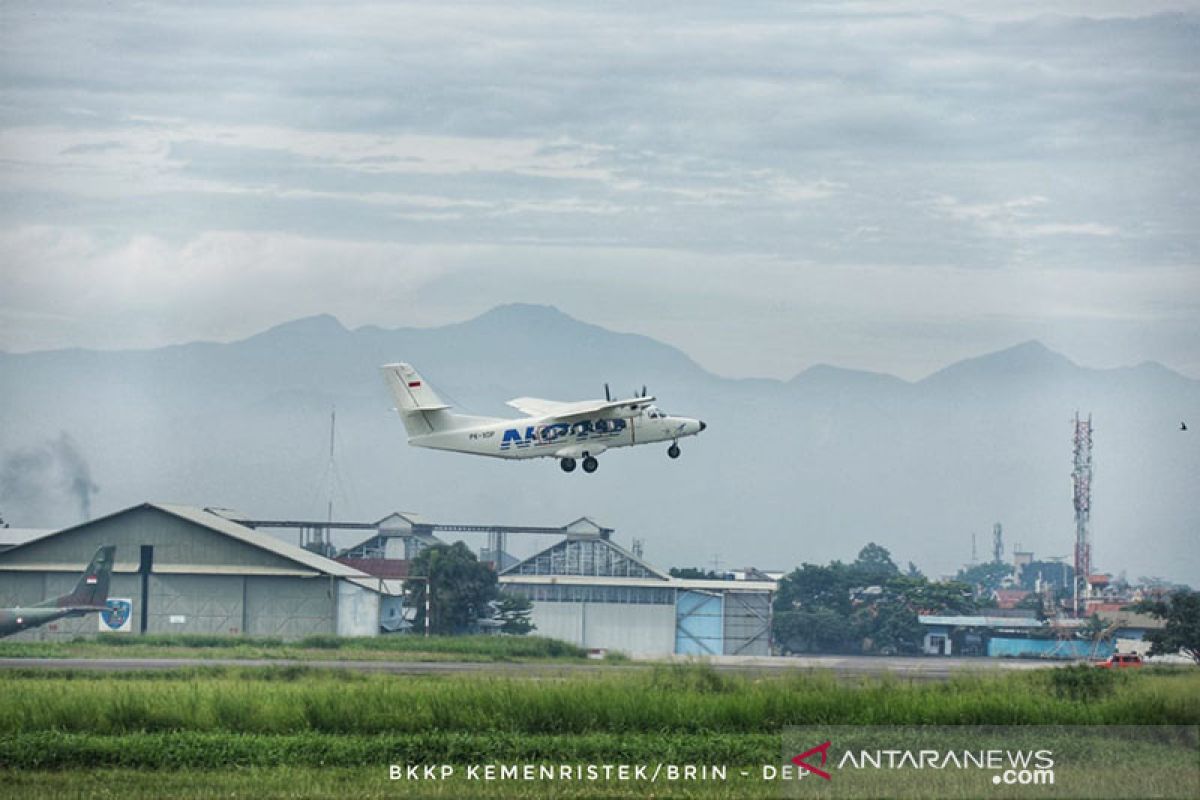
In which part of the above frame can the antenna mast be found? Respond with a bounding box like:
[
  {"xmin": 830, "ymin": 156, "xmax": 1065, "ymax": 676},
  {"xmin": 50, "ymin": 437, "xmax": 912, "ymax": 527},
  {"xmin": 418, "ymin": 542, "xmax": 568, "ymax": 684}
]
[{"xmin": 1072, "ymin": 412, "xmax": 1093, "ymax": 617}]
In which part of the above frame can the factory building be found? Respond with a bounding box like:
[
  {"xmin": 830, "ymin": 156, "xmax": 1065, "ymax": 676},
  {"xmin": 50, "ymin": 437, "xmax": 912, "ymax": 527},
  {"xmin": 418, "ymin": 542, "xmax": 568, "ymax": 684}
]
[
  {"xmin": 0, "ymin": 504, "xmax": 772, "ymax": 656},
  {"xmin": 499, "ymin": 521, "xmax": 775, "ymax": 657},
  {"xmin": 0, "ymin": 502, "xmax": 398, "ymax": 641}
]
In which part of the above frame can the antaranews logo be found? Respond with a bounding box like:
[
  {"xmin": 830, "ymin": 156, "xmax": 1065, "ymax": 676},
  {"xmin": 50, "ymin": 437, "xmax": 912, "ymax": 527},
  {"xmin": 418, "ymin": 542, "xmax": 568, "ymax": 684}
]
[
  {"xmin": 784, "ymin": 739, "xmax": 1055, "ymax": 786},
  {"xmin": 791, "ymin": 741, "xmax": 833, "ymax": 780},
  {"xmin": 783, "ymin": 726, "xmax": 1197, "ymax": 799}
]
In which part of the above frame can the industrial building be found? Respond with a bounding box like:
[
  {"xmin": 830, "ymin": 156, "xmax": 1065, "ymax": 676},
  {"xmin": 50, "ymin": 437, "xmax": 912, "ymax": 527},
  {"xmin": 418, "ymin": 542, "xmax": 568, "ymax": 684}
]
[
  {"xmin": 498, "ymin": 520, "xmax": 776, "ymax": 657},
  {"xmin": 0, "ymin": 503, "xmax": 399, "ymax": 640},
  {"xmin": 0, "ymin": 503, "xmax": 774, "ymax": 657}
]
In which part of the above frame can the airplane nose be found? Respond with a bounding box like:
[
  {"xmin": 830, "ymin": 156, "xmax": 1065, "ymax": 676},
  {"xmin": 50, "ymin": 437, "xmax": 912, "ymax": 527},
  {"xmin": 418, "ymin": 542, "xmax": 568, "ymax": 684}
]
[{"xmin": 699, "ymin": 421, "xmax": 707, "ymax": 432}]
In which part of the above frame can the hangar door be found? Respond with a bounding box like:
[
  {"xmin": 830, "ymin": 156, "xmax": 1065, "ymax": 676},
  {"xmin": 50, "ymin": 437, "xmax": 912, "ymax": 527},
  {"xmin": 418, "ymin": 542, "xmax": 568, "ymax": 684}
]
[
  {"xmin": 723, "ymin": 592, "xmax": 771, "ymax": 655},
  {"xmin": 245, "ymin": 576, "xmax": 335, "ymax": 638},
  {"xmin": 675, "ymin": 590, "xmax": 723, "ymax": 655}
]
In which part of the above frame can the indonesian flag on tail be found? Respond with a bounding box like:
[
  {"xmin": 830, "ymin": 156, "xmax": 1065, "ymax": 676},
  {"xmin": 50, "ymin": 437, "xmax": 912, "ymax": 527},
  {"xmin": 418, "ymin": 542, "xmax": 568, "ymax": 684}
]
[{"xmin": 86, "ymin": 575, "xmax": 98, "ymax": 584}]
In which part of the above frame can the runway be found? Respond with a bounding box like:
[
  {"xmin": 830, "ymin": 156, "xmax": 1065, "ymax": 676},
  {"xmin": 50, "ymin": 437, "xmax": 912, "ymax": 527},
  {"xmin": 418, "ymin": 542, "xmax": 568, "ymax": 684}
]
[{"xmin": 0, "ymin": 654, "xmax": 1068, "ymax": 679}]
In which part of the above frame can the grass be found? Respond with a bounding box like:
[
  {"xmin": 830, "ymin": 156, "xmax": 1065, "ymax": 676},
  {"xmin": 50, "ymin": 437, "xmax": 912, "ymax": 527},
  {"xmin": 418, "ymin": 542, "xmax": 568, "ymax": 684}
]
[
  {"xmin": 0, "ymin": 663, "xmax": 1196, "ymax": 739},
  {"xmin": 0, "ymin": 633, "xmax": 589, "ymax": 662},
  {"xmin": 0, "ymin": 664, "xmax": 1195, "ymax": 798}
]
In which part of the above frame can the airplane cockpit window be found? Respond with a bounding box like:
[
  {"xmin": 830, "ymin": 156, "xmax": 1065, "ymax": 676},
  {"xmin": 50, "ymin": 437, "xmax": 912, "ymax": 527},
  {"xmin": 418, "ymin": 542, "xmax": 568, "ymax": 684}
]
[{"xmin": 645, "ymin": 406, "xmax": 663, "ymax": 419}]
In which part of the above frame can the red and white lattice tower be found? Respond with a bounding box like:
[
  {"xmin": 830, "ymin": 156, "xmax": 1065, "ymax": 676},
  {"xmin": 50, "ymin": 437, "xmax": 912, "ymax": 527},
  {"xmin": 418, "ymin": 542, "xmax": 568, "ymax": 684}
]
[{"xmin": 1072, "ymin": 412, "xmax": 1093, "ymax": 617}]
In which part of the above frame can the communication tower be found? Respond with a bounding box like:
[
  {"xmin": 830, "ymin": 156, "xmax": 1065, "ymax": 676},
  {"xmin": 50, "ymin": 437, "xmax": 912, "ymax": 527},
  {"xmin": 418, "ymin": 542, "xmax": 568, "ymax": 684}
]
[
  {"xmin": 1072, "ymin": 412, "xmax": 1093, "ymax": 617},
  {"xmin": 992, "ymin": 523, "xmax": 1003, "ymax": 563}
]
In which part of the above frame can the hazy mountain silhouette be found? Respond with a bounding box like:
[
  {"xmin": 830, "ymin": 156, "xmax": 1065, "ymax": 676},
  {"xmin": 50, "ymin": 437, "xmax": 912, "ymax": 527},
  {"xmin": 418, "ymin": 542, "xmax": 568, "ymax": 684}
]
[{"xmin": 1, "ymin": 304, "xmax": 1196, "ymax": 583}]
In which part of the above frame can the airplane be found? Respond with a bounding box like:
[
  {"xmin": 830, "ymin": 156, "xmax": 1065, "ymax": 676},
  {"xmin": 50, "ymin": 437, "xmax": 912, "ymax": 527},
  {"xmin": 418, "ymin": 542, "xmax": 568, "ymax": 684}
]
[
  {"xmin": 0, "ymin": 545, "xmax": 116, "ymax": 637},
  {"xmin": 381, "ymin": 363, "xmax": 706, "ymax": 473}
]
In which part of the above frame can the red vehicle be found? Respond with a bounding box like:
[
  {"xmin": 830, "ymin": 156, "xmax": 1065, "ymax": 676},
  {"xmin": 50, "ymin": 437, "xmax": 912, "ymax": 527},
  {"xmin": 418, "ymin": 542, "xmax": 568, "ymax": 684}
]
[{"xmin": 1095, "ymin": 653, "xmax": 1143, "ymax": 669}]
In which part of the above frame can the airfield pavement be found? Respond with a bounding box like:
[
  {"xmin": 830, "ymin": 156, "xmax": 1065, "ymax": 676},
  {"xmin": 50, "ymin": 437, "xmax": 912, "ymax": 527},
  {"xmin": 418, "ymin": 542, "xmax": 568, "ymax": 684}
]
[{"xmin": 0, "ymin": 653, "xmax": 1068, "ymax": 680}]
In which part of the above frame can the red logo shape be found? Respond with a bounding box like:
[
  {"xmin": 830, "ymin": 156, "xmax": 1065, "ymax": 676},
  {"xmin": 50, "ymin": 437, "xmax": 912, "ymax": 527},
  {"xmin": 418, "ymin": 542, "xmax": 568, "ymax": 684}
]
[{"xmin": 792, "ymin": 740, "xmax": 833, "ymax": 780}]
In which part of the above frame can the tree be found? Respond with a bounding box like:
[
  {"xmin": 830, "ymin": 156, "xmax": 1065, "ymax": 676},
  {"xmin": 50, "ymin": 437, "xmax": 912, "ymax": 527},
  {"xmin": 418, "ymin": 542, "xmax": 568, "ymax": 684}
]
[
  {"xmin": 956, "ymin": 561, "xmax": 1013, "ymax": 597},
  {"xmin": 669, "ymin": 567, "xmax": 725, "ymax": 580},
  {"xmin": 775, "ymin": 562, "xmax": 856, "ymax": 616},
  {"xmin": 494, "ymin": 592, "xmax": 536, "ymax": 635},
  {"xmin": 407, "ymin": 541, "xmax": 498, "ymax": 634},
  {"xmin": 851, "ymin": 543, "xmax": 900, "ymax": 585},
  {"xmin": 886, "ymin": 576, "xmax": 977, "ymax": 616},
  {"xmin": 1016, "ymin": 592, "xmax": 1048, "ymax": 621},
  {"xmin": 774, "ymin": 608, "xmax": 856, "ymax": 654},
  {"xmin": 1136, "ymin": 590, "xmax": 1200, "ymax": 663},
  {"xmin": 854, "ymin": 600, "xmax": 923, "ymax": 654}
]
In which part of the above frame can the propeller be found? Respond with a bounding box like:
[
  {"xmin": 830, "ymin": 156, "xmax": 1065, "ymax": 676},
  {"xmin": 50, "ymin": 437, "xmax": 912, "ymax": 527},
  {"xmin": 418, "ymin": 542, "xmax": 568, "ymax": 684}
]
[{"xmin": 604, "ymin": 383, "xmax": 611, "ymax": 402}]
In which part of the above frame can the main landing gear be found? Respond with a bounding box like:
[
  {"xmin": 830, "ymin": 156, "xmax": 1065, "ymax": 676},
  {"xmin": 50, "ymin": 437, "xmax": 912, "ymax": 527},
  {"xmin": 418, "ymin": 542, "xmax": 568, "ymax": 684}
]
[
  {"xmin": 560, "ymin": 455, "xmax": 600, "ymax": 473},
  {"xmin": 667, "ymin": 443, "xmax": 681, "ymax": 459}
]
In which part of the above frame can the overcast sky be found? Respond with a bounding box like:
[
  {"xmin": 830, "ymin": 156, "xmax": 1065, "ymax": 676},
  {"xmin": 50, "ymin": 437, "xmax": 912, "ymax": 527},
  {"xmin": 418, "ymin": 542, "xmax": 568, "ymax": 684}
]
[{"xmin": 1, "ymin": 1, "xmax": 1197, "ymax": 380}]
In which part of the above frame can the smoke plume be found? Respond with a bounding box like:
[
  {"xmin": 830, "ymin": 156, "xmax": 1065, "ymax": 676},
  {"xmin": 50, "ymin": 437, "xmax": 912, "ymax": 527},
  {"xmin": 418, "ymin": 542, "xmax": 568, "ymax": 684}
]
[{"xmin": 0, "ymin": 432, "xmax": 100, "ymax": 526}]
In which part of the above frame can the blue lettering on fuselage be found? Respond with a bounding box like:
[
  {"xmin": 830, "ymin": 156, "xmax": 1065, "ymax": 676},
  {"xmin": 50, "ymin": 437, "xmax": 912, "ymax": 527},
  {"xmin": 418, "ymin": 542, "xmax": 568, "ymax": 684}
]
[{"xmin": 498, "ymin": 417, "xmax": 626, "ymax": 451}]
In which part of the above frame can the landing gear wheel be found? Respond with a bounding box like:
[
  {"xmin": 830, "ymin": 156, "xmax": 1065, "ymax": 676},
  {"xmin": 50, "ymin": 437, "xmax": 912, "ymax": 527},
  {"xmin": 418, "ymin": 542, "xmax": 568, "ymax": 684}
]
[
  {"xmin": 668, "ymin": 443, "xmax": 681, "ymax": 459},
  {"xmin": 582, "ymin": 456, "xmax": 599, "ymax": 473},
  {"xmin": 560, "ymin": 458, "xmax": 577, "ymax": 473}
]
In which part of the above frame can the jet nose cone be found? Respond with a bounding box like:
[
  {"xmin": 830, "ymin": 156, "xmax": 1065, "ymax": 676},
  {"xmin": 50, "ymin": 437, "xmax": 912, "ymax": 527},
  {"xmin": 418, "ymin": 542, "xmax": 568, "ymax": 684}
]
[{"xmin": 699, "ymin": 420, "xmax": 707, "ymax": 432}]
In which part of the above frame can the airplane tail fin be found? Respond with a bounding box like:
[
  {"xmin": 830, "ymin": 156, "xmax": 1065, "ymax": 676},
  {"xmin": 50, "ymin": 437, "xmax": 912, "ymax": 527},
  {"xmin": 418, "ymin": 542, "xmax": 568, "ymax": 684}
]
[
  {"xmin": 380, "ymin": 363, "xmax": 463, "ymax": 436},
  {"xmin": 54, "ymin": 545, "xmax": 115, "ymax": 609}
]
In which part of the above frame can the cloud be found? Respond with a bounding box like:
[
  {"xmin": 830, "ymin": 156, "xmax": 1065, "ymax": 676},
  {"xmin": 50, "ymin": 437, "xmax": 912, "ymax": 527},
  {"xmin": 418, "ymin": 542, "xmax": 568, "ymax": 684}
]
[
  {"xmin": 0, "ymin": 2, "xmax": 1197, "ymax": 375},
  {"xmin": 927, "ymin": 194, "xmax": 1119, "ymax": 239}
]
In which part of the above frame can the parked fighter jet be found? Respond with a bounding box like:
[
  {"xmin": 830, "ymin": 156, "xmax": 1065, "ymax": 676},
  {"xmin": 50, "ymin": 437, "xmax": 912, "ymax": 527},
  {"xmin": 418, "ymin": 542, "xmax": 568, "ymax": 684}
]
[
  {"xmin": 381, "ymin": 363, "xmax": 706, "ymax": 473},
  {"xmin": 0, "ymin": 545, "xmax": 116, "ymax": 637}
]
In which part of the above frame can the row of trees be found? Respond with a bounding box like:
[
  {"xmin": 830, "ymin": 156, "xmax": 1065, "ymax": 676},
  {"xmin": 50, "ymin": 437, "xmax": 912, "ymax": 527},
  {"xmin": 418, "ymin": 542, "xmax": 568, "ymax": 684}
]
[
  {"xmin": 393, "ymin": 539, "xmax": 1197, "ymax": 663},
  {"xmin": 773, "ymin": 543, "xmax": 977, "ymax": 655}
]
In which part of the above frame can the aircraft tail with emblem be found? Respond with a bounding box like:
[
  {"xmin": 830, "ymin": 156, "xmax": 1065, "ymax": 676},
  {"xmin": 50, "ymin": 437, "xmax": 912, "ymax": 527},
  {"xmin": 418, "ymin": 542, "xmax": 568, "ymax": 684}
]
[
  {"xmin": 36, "ymin": 544, "xmax": 115, "ymax": 610},
  {"xmin": 381, "ymin": 363, "xmax": 501, "ymax": 438}
]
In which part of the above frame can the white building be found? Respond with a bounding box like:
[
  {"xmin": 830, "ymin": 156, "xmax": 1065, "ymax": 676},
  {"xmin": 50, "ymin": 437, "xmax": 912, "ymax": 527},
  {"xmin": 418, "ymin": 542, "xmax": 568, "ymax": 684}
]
[{"xmin": 499, "ymin": 520, "xmax": 775, "ymax": 658}]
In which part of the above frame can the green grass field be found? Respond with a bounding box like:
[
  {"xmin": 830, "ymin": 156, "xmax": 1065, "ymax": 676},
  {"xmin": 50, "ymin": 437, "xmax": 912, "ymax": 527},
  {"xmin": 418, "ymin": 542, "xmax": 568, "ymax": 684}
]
[
  {"xmin": 0, "ymin": 633, "xmax": 590, "ymax": 662},
  {"xmin": 0, "ymin": 664, "xmax": 1196, "ymax": 798}
]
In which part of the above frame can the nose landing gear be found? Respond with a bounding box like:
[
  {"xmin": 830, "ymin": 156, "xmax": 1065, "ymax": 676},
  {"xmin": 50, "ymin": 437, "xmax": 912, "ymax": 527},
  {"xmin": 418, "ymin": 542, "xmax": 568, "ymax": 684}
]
[{"xmin": 667, "ymin": 443, "xmax": 681, "ymax": 459}]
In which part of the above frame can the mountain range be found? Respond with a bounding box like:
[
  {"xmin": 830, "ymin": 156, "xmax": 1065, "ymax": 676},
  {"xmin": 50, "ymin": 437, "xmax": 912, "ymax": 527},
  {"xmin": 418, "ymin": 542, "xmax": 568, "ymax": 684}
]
[{"xmin": 1, "ymin": 304, "xmax": 1197, "ymax": 583}]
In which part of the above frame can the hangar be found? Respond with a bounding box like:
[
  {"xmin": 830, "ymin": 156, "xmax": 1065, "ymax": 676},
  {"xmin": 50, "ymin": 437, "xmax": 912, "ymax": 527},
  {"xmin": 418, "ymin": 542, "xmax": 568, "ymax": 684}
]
[
  {"xmin": 499, "ymin": 522, "xmax": 776, "ymax": 657},
  {"xmin": 0, "ymin": 503, "xmax": 396, "ymax": 641}
]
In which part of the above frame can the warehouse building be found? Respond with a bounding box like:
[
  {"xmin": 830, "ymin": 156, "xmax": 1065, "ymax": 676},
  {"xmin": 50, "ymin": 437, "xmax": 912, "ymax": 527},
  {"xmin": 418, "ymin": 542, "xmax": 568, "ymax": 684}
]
[
  {"xmin": 0, "ymin": 502, "xmax": 397, "ymax": 641},
  {"xmin": 499, "ymin": 522, "xmax": 776, "ymax": 657}
]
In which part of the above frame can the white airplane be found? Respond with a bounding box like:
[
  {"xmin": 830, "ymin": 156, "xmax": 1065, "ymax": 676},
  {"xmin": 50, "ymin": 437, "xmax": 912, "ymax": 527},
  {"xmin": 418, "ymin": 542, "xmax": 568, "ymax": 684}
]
[{"xmin": 381, "ymin": 363, "xmax": 706, "ymax": 473}]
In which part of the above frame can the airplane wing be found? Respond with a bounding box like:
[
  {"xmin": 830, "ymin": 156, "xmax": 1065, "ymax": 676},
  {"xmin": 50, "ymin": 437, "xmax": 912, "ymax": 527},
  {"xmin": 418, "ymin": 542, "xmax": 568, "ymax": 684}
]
[
  {"xmin": 506, "ymin": 397, "xmax": 576, "ymax": 417},
  {"xmin": 506, "ymin": 395, "xmax": 656, "ymax": 421}
]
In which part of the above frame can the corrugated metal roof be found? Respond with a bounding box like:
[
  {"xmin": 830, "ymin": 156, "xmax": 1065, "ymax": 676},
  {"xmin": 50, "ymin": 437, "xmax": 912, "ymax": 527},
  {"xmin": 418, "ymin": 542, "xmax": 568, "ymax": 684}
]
[
  {"xmin": 500, "ymin": 574, "xmax": 776, "ymax": 592},
  {"xmin": 500, "ymin": 534, "xmax": 670, "ymax": 580},
  {"xmin": 671, "ymin": 578, "xmax": 776, "ymax": 592},
  {"xmin": 344, "ymin": 576, "xmax": 405, "ymax": 595},
  {"xmin": 0, "ymin": 528, "xmax": 54, "ymax": 547},
  {"xmin": 919, "ymin": 615, "xmax": 1045, "ymax": 628},
  {"xmin": 152, "ymin": 503, "xmax": 371, "ymax": 579}
]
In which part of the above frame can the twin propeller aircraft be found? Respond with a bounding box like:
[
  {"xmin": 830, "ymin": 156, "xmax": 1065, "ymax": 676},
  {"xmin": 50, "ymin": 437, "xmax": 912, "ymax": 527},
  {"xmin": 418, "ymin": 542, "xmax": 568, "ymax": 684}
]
[{"xmin": 382, "ymin": 363, "xmax": 706, "ymax": 474}]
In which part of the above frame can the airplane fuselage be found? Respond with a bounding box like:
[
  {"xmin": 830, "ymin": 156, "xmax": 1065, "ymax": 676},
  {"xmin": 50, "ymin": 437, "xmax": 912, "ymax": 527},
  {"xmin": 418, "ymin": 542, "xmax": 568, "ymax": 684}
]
[
  {"xmin": 0, "ymin": 606, "xmax": 101, "ymax": 637},
  {"xmin": 411, "ymin": 410, "xmax": 703, "ymax": 460}
]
